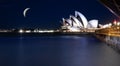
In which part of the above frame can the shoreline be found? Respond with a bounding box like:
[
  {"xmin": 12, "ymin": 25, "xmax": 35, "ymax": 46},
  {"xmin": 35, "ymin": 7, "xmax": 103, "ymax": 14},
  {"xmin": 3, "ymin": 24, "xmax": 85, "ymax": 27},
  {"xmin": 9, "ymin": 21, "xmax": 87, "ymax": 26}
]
[{"xmin": 0, "ymin": 32, "xmax": 94, "ymax": 37}]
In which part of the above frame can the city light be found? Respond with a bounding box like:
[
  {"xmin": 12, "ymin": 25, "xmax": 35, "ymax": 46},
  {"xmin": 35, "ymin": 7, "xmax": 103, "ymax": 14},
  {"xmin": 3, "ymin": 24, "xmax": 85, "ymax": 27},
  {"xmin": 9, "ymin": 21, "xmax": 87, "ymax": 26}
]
[{"xmin": 19, "ymin": 29, "xmax": 24, "ymax": 33}]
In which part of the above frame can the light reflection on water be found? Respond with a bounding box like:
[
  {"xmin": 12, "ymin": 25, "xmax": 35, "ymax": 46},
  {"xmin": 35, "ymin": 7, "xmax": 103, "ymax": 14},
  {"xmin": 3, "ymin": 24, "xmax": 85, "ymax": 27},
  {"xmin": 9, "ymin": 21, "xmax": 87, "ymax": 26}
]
[{"xmin": 0, "ymin": 36, "xmax": 120, "ymax": 66}]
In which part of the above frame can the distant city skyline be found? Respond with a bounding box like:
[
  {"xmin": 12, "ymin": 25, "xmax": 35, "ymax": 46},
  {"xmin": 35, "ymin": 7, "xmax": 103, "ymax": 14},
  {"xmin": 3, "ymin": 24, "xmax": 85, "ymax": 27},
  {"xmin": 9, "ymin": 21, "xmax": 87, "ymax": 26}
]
[{"xmin": 0, "ymin": 0, "xmax": 117, "ymax": 29}]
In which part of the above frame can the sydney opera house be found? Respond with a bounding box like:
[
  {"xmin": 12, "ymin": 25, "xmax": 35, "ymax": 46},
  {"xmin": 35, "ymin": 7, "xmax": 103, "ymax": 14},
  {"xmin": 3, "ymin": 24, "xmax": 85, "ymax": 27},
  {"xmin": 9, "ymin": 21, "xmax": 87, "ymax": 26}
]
[{"xmin": 61, "ymin": 11, "xmax": 98, "ymax": 32}]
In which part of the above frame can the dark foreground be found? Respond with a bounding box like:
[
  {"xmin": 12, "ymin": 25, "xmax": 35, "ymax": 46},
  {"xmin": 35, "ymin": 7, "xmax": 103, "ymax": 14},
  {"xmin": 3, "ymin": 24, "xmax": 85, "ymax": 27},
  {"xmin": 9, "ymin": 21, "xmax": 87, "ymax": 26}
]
[{"xmin": 0, "ymin": 35, "xmax": 120, "ymax": 66}]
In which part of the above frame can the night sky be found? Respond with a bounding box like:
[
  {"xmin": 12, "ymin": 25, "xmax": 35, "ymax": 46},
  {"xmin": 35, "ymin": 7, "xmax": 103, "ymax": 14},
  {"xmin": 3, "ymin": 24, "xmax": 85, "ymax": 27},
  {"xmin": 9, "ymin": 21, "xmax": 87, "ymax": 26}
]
[{"xmin": 0, "ymin": 0, "xmax": 117, "ymax": 29}]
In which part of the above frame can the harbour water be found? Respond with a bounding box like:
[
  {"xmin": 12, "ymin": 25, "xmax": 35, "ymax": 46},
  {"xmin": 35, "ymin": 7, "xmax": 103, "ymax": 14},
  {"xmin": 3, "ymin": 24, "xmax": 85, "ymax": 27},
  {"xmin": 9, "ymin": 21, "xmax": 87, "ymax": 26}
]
[{"xmin": 0, "ymin": 35, "xmax": 120, "ymax": 66}]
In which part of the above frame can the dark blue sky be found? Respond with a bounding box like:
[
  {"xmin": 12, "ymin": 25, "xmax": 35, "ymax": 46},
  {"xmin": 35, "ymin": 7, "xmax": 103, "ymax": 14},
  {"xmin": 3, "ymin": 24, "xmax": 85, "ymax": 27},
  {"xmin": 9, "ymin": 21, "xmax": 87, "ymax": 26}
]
[{"xmin": 0, "ymin": 0, "xmax": 117, "ymax": 29}]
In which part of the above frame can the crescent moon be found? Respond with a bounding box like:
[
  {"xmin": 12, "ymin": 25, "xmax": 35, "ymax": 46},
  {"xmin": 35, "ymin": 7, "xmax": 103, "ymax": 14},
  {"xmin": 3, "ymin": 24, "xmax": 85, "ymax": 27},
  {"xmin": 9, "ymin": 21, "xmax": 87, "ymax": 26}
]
[{"xmin": 23, "ymin": 8, "xmax": 30, "ymax": 17}]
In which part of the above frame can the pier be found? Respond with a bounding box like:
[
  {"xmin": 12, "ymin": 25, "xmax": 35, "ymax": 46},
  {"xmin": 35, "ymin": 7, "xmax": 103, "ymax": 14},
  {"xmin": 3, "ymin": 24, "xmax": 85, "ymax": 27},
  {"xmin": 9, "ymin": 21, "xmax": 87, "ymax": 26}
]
[{"xmin": 95, "ymin": 25, "xmax": 120, "ymax": 51}]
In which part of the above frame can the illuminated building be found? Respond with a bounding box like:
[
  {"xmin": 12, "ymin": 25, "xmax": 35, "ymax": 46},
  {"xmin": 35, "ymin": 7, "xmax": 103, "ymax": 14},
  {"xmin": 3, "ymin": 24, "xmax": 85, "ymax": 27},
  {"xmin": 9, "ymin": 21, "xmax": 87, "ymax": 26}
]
[{"xmin": 61, "ymin": 11, "xmax": 99, "ymax": 32}]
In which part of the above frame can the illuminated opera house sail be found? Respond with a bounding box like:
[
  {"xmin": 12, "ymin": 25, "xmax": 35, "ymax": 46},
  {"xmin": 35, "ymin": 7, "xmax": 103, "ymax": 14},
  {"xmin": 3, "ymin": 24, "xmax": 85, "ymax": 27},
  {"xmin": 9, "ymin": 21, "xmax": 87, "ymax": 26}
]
[
  {"xmin": 61, "ymin": 11, "xmax": 98, "ymax": 32},
  {"xmin": 100, "ymin": 0, "xmax": 120, "ymax": 18}
]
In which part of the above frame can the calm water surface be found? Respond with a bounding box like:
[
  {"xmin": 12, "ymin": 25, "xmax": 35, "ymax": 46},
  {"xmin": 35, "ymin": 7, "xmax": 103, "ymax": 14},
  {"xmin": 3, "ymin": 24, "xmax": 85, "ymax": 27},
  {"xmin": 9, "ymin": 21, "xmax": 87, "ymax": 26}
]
[{"xmin": 0, "ymin": 35, "xmax": 120, "ymax": 66}]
